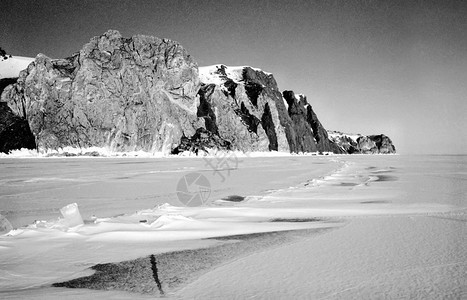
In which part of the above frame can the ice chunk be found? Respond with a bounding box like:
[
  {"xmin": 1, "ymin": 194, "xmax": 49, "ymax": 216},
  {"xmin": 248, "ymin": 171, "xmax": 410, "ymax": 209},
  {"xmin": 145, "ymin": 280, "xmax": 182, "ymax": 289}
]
[
  {"xmin": 60, "ymin": 203, "xmax": 84, "ymax": 227},
  {"xmin": 0, "ymin": 214, "xmax": 13, "ymax": 234}
]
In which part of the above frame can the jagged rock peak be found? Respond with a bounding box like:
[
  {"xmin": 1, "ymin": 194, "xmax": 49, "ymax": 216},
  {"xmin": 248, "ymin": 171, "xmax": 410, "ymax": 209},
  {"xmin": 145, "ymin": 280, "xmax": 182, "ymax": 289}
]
[{"xmin": 199, "ymin": 64, "xmax": 273, "ymax": 85}]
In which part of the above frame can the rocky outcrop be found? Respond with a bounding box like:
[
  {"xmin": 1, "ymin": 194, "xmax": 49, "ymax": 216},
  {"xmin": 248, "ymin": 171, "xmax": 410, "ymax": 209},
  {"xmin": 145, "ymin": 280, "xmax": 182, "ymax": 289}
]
[
  {"xmin": 0, "ymin": 31, "xmax": 396, "ymax": 155},
  {"xmin": 328, "ymin": 131, "xmax": 396, "ymax": 154},
  {"xmin": 357, "ymin": 134, "xmax": 396, "ymax": 154},
  {"xmin": 171, "ymin": 127, "xmax": 231, "ymax": 154},
  {"xmin": 1, "ymin": 30, "xmax": 202, "ymax": 153}
]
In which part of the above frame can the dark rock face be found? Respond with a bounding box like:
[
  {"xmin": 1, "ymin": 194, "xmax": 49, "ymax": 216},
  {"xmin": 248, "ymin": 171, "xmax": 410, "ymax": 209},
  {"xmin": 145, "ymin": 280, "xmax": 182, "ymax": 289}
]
[
  {"xmin": 260, "ymin": 103, "xmax": 278, "ymax": 151},
  {"xmin": 301, "ymin": 98, "xmax": 345, "ymax": 154},
  {"xmin": 282, "ymin": 91, "xmax": 344, "ymax": 153},
  {"xmin": 282, "ymin": 91, "xmax": 317, "ymax": 152},
  {"xmin": 197, "ymin": 85, "xmax": 219, "ymax": 134},
  {"xmin": 171, "ymin": 127, "xmax": 231, "ymax": 154},
  {"xmin": 0, "ymin": 102, "xmax": 36, "ymax": 153},
  {"xmin": 1, "ymin": 30, "xmax": 202, "ymax": 153},
  {"xmin": 0, "ymin": 78, "xmax": 18, "ymax": 94}
]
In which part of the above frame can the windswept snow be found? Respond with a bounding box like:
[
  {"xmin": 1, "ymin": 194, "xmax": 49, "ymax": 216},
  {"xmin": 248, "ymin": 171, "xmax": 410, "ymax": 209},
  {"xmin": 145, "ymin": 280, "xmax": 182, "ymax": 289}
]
[{"xmin": 0, "ymin": 155, "xmax": 465, "ymax": 299}]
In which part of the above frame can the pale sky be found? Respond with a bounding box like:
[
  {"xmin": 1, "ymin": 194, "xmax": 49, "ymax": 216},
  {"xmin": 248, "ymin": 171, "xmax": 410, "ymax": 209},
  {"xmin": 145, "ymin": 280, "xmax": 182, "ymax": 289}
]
[{"xmin": 1, "ymin": 0, "xmax": 466, "ymax": 154}]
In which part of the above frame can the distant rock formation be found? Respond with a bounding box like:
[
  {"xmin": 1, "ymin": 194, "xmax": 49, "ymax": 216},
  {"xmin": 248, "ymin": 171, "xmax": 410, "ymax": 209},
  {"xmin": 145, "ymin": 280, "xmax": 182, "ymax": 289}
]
[
  {"xmin": 328, "ymin": 131, "xmax": 396, "ymax": 154},
  {"xmin": 357, "ymin": 134, "xmax": 396, "ymax": 154},
  {"xmin": 0, "ymin": 30, "xmax": 396, "ymax": 155}
]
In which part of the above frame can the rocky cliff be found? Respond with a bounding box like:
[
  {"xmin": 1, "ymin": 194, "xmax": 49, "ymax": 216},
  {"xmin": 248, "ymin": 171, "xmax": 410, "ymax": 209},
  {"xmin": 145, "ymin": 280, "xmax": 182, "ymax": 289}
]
[
  {"xmin": 0, "ymin": 30, "xmax": 396, "ymax": 155},
  {"xmin": 197, "ymin": 65, "xmax": 346, "ymax": 154},
  {"xmin": 1, "ymin": 30, "xmax": 202, "ymax": 153}
]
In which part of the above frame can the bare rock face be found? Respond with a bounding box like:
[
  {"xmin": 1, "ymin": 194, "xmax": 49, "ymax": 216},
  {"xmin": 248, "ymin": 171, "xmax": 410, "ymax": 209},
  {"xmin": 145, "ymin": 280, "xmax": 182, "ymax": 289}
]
[
  {"xmin": 197, "ymin": 65, "xmax": 350, "ymax": 154},
  {"xmin": 356, "ymin": 136, "xmax": 378, "ymax": 154},
  {"xmin": 1, "ymin": 30, "xmax": 202, "ymax": 153},
  {"xmin": 282, "ymin": 92, "xmax": 344, "ymax": 154},
  {"xmin": 198, "ymin": 65, "xmax": 288, "ymax": 152},
  {"xmin": 358, "ymin": 134, "xmax": 396, "ymax": 154},
  {"xmin": 300, "ymin": 95, "xmax": 345, "ymax": 154},
  {"xmin": 282, "ymin": 91, "xmax": 317, "ymax": 152},
  {"xmin": 0, "ymin": 98, "xmax": 36, "ymax": 154}
]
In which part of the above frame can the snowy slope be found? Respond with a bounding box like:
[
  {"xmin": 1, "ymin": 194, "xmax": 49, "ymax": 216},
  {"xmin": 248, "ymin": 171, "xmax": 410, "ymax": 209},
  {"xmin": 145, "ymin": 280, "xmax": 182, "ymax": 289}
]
[{"xmin": 0, "ymin": 56, "xmax": 34, "ymax": 79}]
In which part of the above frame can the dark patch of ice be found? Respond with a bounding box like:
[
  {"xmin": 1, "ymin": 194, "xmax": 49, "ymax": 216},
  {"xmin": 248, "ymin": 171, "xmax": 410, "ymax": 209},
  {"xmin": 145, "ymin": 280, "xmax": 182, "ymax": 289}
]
[
  {"xmin": 360, "ymin": 200, "xmax": 391, "ymax": 204},
  {"xmin": 374, "ymin": 175, "xmax": 398, "ymax": 182},
  {"xmin": 52, "ymin": 228, "xmax": 332, "ymax": 296},
  {"xmin": 221, "ymin": 195, "xmax": 245, "ymax": 202}
]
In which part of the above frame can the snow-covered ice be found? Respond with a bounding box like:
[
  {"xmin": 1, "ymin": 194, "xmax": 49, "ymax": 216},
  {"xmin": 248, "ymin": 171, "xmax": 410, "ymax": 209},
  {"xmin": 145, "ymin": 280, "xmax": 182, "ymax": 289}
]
[{"xmin": 0, "ymin": 154, "xmax": 465, "ymax": 299}]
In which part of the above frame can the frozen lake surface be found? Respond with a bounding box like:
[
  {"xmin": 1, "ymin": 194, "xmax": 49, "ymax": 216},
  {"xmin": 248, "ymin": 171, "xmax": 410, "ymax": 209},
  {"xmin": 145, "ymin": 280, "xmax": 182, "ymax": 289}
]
[{"xmin": 0, "ymin": 154, "xmax": 466, "ymax": 299}]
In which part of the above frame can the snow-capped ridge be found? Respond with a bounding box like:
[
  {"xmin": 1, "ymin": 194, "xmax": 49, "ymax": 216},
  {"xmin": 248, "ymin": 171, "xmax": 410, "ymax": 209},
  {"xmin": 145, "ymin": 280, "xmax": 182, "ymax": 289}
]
[
  {"xmin": 327, "ymin": 130, "xmax": 362, "ymax": 144},
  {"xmin": 199, "ymin": 64, "xmax": 272, "ymax": 85}
]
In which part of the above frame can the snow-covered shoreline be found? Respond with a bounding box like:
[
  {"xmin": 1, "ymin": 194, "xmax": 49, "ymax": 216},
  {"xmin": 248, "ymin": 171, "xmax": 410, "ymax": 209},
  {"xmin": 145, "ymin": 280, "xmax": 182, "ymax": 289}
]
[
  {"xmin": 0, "ymin": 146, "xmax": 400, "ymax": 159},
  {"xmin": 0, "ymin": 155, "xmax": 465, "ymax": 298}
]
